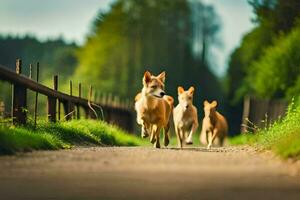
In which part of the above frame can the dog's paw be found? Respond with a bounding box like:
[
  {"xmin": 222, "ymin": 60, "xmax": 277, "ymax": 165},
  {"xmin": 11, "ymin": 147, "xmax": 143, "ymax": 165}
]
[
  {"xmin": 150, "ymin": 134, "xmax": 156, "ymax": 144},
  {"xmin": 141, "ymin": 129, "xmax": 149, "ymax": 138},
  {"xmin": 185, "ymin": 140, "xmax": 193, "ymax": 145},
  {"xmin": 154, "ymin": 142, "xmax": 161, "ymax": 149},
  {"xmin": 164, "ymin": 137, "xmax": 169, "ymax": 147}
]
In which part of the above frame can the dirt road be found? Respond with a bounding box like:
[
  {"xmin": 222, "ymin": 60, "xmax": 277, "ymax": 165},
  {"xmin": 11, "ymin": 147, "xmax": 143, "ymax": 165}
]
[{"xmin": 0, "ymin": 146, "xmax": 300, "ymax": 200}]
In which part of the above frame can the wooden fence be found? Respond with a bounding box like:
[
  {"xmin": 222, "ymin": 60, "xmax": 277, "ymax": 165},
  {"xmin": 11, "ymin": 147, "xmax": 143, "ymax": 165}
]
[
  {"xmin": 0, "ymin": 59, "xmax": 134, "ymax": 132},
  {"xmin": 241, "ymin": 96, "xmax": 288, "ymax": 133}
]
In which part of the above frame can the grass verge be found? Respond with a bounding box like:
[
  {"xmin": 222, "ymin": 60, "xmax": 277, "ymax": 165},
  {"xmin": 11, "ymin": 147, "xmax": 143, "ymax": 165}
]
[
  {"xmin": 0, "ymin": 119, "xmax": 146, "ymax": 155},
  {"xmin": 229, "ymin": 98, "xmax": 300, "ymax": 160}
]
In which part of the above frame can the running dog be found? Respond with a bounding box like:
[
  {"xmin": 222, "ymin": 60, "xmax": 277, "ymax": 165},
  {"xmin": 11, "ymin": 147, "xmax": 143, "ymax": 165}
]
[
  {"xmin": 134, "ymin": 71, "xmax": 174, "ymax": 148},
  {"xmin": 173, "ymin": 86, "xmax": 198, "ymax": 148},
  {"xmin": 200, "ymin": 100, "xmax": 228, "ymax": 149}
]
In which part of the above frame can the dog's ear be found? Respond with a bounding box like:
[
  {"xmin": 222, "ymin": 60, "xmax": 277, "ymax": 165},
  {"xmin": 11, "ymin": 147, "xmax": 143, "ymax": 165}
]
[
  {"xmin": 143, "ymin": 71, "xmax": 152, "ymax": 85},
  {"xmin": 178, "ymin": 86, "xmax": 184, "ymax": 94},
  {"xmin": 204, "ymin": 100, "xmax": 209, "ymax": 107},
  {"xmin": 157, "ymin": 71, "xmax": 165, "ymax": 83},
  {"xmin": 211, "ymin": 100, "xmax": 218, "ymax": 108},
  {"xmin": 188, "ymin": 86, "xmax": 194, "ymax": 95}
]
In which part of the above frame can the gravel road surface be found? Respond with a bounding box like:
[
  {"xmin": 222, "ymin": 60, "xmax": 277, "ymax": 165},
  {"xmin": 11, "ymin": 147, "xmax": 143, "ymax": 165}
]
[{"xmin": 0, "ymin": 146, "xmax": 300, "ymax": 200}]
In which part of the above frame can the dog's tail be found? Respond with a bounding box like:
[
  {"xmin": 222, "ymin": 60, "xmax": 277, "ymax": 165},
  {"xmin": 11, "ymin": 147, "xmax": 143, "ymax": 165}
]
[
  {"xmin": 164, "ymin": 95, "xmax": 174, "ymax": 107},
  {"xmin": 134, "ymin": 92, "xmax": 142, "ymax": 102}
]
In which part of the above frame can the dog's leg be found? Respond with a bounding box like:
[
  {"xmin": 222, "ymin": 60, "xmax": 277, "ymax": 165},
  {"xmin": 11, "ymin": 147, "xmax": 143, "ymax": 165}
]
[
  {"xmin": 141, "ymin": 120, "xmax": 149, "ymax": 138},
  {"xmin": 183, "ymin": 130, "xmax": 188, "ymax": 142},
  {"xmin": 206, "ymin": 131, "xmax": 209, "ymax": 145},
  {"xmin": 199, "ymin": 130, "xmax": 206, "ymax": 145},
  {"xmin": 207, "ymin": 131, "xmax": 213, "ymax": 149},
  {"xmin": 153, "ymin": 126, "xmax": 161, "ymax": 148},
  {"xmin": 207, "ymin": 129, "xmax": 218, "ymax": 149},
  {"xmin": 219, "ymin": 134, "xmax": 225, "ymax": 146},
  {"xmin": 163, "ymin": 122, "xmax": 170, "ymax": 147},
  {"xmin": 179, "ymin": 128, "xmax": 184, "ymax": 149},
  {"xmin": 186, "ymin": 124, "xmax": 196, "ymax": 145},
  {"xmin": 150, "ymin": 125, "xmax": 156, "ymax": 144},
  {"xmin": 175, "ymin": 126, "xmax": 181, "ymax": 148}
]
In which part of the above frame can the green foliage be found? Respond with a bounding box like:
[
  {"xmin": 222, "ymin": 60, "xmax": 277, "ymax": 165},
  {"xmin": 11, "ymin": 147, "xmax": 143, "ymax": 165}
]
[
  {"xmin": 226, "ymin": 26, "xmax": 274, "ymax": 103},
  {"xmin": 228, "ymin": 134, "xmax": 254, "ymax": 145},
  {"xmin": 227, "ymin": 0, "xmax": 300, "ymax": 102},
  {"xmin": 247, "ymin": 27, "xmax": 300, "ymax": 99},
  {"xmin": 0, "ymin": 120, "xmax": 145, "ymax": 155},
  {"xmin": 229, "ymin": 98, "xmax": 300, "ymax": 159},
  {"xmin": 226, "ymin": 0, "xmax": 300, "ymax": 133},
  {"xmin": 75, "ymin": 0, "xmax": 223, "ymax": 109}
]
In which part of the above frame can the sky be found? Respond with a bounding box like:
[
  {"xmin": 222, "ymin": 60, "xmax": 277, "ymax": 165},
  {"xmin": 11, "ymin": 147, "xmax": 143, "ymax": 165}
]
[
  {"xmin": 202, "ymin": 0, "xmax": 255, "ymax": 76},
  {"xmin": 0, "ymin": 0, "xmax": 255, "ymax": 76}
]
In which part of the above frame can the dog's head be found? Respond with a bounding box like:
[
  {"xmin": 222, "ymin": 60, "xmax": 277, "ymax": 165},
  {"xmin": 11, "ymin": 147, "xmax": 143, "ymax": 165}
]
[
  {"xmin": 203, "ymin": 100, "xmax": 217, "ymax": 118},
  {"xmin": 178, "ymin": 86, "xmax": 194, "ymax": 111},
  {"xmin": 142, "ymin": 71, "xmax": 166, "ymax": 98}
]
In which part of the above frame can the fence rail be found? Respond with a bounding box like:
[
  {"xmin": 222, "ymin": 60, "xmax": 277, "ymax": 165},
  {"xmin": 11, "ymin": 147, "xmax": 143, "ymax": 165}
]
[
  {"xmin": 241, "ymin": 96, "xmax": 288, "ymax": 133},
  {"xmin": 0, "ymin": 59, "xmax": 134, "ymax": 132}
]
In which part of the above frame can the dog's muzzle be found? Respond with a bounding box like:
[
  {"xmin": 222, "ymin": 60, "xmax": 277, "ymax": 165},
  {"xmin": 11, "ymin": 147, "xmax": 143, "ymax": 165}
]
[
  {"xmin": 152, "ymin": 91, "xmax": 165, "ymax": 98},
  {"xmin": 160, "ymin": 92, "xmax": 165, "ymax": 97}
]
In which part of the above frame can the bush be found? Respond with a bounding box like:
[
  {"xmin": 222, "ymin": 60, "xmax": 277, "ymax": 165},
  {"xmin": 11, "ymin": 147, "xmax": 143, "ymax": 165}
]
[{"xmin": 247, "ymin": 26, "xmax": 300, "ymax": 99}]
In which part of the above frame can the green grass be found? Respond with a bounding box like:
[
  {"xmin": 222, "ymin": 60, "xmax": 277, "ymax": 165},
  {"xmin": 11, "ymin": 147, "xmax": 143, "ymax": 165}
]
[
  {"xmin": 0, "ymin": 119, "xmax": 146, "ymax": 155},
  {"xmin": 229, "ymin": 98, "xmax": 300, "ymax": 159}
]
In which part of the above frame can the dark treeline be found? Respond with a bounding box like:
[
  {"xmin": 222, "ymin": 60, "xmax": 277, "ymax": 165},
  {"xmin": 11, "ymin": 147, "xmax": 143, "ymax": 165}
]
[
  {"xmin": 0, "ymin": 35, "xmax": 78, "ymax": 116},
  {"xmin": 0, "ymin": 35, "xmax": 78, "ymax": 79},
  {"xmin": 74, "ymin": 0, "xmax": 224, "ymax": 116}
]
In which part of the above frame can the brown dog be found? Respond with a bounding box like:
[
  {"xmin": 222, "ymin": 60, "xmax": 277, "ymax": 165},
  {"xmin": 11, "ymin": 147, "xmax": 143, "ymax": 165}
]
[
  {"xmin": 173, "ymin": 86, "xmax": 198, "ymax": 148},
  {"xmin": 134, "ymin": 71, "xmax": 174, "ymax": 148},
  {"xmin": 200, "ymin": 100, "xmax": 228, "ymax": 149}
]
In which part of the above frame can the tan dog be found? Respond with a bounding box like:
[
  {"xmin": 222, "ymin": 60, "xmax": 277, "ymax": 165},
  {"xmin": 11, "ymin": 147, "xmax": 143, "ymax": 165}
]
[
  {"xmin": 200, "ymin": 100, "xmax": 228, "ymax": 149},
  {"xmin": 134, "ymin": 71, "xmax": 174, "ymax": 148},
  {"xmin": 173, "ymin": 86, "xmax": 198, "ymax": 148}
]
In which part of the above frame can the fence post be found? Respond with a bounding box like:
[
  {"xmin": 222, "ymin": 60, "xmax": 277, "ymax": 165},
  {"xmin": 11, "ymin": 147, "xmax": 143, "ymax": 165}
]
[
  {"xmin": 11, "ymin": 59, "xmax": 27, "ymax": 125},
  {"xmin": 241, "ymin": 95, "xmax": 250, "ymax": 133},
  {"xmin": 58, "ymin": 100, "xmax": 61, "ymax": 121},
  {"xmin": 70, "ymin": 80, "xmax": 75, "ymax": 119},
  {"xmin": 88, "ymin": 85, "xmax": 97, "ymax": 119},
  {"xmin": 47, "ymin": 75, "xmax": 57, "ymax": 122},
  {"xmin": 34, "ymin": 62, "xmax": 39, "ymax": 126},
  {"xmin": 77, "ymin": 83, "xmax": 81, "ymax": 119},
  {"xmin": 63, "ymin": 80, "xmax": 74, "ymax": 121}
]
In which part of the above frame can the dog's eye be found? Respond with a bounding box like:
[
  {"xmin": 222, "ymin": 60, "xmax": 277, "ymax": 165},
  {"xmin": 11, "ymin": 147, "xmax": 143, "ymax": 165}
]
[
  {"xmin": 151, "ymin": 85, "xmax": 157, "ymax": 89},
  {"xmin": 189, "ymin": 97, "xmax": 192, "ymax": 100}
]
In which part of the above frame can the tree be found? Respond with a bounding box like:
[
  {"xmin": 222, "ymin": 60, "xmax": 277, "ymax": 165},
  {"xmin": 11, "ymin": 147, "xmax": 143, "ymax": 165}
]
[
  {"xmin": 75, "ymin": 0, "xmax": 223, "ymax": 109},
  {"xmin": 0, "ymin": 35, "xmax": 78, "ymax": 115}
]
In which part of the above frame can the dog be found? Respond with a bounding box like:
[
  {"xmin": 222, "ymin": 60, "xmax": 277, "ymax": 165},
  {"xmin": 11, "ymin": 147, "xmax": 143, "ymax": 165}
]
[
  {"xmin": 173, "ymin": 86, "xmax": 198, "ymax": 148},
  {"xmin": 200, "ymin": 100, "xmax": 228, "ymax": 149},
  {"xmin": 134, "ymin": 71, "xmax": 174, "ymax": 148}
]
